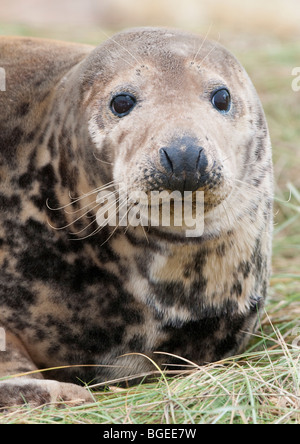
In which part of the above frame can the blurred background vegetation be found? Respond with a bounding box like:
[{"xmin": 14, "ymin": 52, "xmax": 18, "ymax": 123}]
[{"xmin": 0, "ymin": 0, "xmax": 299, "ymax": 423}]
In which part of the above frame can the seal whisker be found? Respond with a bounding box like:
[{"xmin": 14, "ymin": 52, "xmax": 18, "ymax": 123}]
[
  {"xmin": 140, "ymin": 222, "xmax": 150, "ymax": 244},
  {"xmin": 192, "ymin": 23, "xmax": 213, "ymax": 64},
  {"xmin": 70, "ymin": 195, "xmax": 128, "ymax": 239},
  {"xmin": 67, "ymin": 185, "xmax": 127, "ymax": 232},
  {"xmin": 69, "ymin": 221, "xmax": 103, "ymax": 241},
  {"xmin": 124, "ymin": 202, "xmax": 140, "ymax": 236},
  {"xmin": 46, "ymin": 181, "xmax": 117, "ymax": 211},
  {"xmin": 67, "ymin": 208, "xmax": 101, "ymax": 235},
  {"xmin": 224, "ymin": 189, "xmax": 268, "ymax": 234},
  {"xmin": 72, "ymin": 198, "xmax": 129, "ymax": 242},
  {"xmin": 221, "ymin": 152, "xmax": 258, "ymax": 169},
  {"xmin": 232, "ymin": 181, "xmax": 263, "ymax": 196},
  {"xmin": 243, "ymin": 159, "xmax": 261, "ymax": 167},
  {"xmin": 64, "ymin": 189, "xmax": 120, "ymax": 215},
  {"xmin": 223, "ymin": 154, "xmax": 260, "ymax": 168},
  {"xmin": 104, "ymin": 47, "xmax": 137, "ymax": 70},
  {"xmin": 101, "ymin": 29, "xmax": 143, "ymax": 66},
  {"xmin": 74, "ymin": 180, "xmax": 118, "ymax": 199},
  {"xmin": 93, "ymin": 151, "xmax": 114, "ymax": 166},
  {"xmin": 223, "ymin": 201, "xmax": 243, "ymax": 232},
  {"xmin": 221, "ymin": 201, "xmax": 233, "ymax": 230},
  {"xmin": 233, "ymin": 178, "xmax": 272, "ymax": 196},
  {"xmin": 103, "ymin": 202, "xmax": 135, "ymax": 246},
  {"xmin": 47, "ymin": 201, "xmax": 102, "ymax": 231},
  {"xmin": 222, "ymin": 154, "xmax": 235, "ymax": 163},
  {"xmin": 48, "ymin": 187, "xmax": 124, "ymax": 232},
  {"xmin": 196, "ymin": 33, "xmax": 221, "ymax": 69},
  {"xmin": 67, "ymin": 182, "xmax": 114, "ymax": 201},
  {"xmin": 219, "ymin": 200, "xmax": 256, "ymax": 243}
]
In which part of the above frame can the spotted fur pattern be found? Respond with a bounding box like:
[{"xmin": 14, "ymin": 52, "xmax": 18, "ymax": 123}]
[{"xmin": 0, "ymin": 28, "xmax": 273, "ymax": 407}]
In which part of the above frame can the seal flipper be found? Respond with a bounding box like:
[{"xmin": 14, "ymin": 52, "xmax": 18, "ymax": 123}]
[{"xmin": 0, "ymin": 331, "xmax": 93, "ymax": 408}]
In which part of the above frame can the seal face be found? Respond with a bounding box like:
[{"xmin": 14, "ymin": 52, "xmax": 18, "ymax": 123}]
[{"xmin": 0, "ymin": 28, "xmax": 273, "ymax": 406}]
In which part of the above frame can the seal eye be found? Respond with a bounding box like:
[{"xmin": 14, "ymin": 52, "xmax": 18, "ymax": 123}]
[
  {"xmin": 110, "ymin": 94, "xmax": 136, "ymax": 117},
  {"xmin": 211, "ymin": 88, "xmax": 231, "ymax": 113}
]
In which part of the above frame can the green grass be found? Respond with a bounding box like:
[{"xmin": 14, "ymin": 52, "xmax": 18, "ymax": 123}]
[
  {"xmin": 0, "ymin": 333, "xmax": 299, "ymax": 424},
  {"xmin": 0, "ymin": 26, "xmax": 299, "ymax": 424}
]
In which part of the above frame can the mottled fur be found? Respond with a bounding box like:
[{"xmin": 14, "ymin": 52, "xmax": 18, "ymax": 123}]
[{"xmin": 0, "ymin": 28, "xmax": 273, "ymax": 407}]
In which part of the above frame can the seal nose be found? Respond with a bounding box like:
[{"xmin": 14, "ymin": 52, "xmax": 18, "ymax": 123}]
[{"xmin": 159, "ymin": 136, "xmax": 208, "ymax": 192}]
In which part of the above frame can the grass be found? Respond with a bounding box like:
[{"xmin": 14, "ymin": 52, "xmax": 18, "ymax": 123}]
[
  {"xmin": 0, "ymin": 330, "xmax": 299, "ymax": 424},
  {"xmin": 0, "ymin": 25, "xmax": 299, "ymax": 424}
]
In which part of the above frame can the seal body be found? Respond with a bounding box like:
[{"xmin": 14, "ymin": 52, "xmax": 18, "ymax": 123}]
[{"xmin": 0, "ymin": 28, "xmax": 273, "ymax": 406}]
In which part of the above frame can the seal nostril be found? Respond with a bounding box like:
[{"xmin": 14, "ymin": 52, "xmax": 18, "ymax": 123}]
[
  {"xmin": 196, "ymin": 148, "xmax": 203, "ymax": 172},
  {"xmin": 160, "ymin": 148, "xmax": 174, "ymax": 173}
]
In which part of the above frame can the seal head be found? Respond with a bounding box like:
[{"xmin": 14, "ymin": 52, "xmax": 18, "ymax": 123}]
[{"xmin": 76, "ymin": 28, "xmax": 272, "ymax": 240}]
